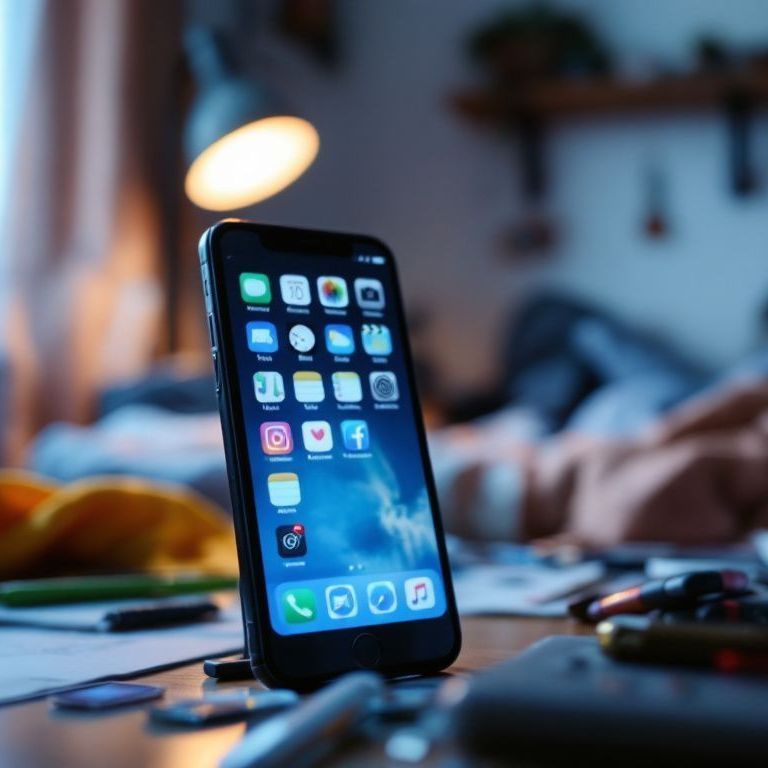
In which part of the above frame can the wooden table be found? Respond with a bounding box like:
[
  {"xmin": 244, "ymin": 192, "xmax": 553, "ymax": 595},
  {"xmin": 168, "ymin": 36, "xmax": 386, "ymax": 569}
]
[{"xmin": 1, "ymin": 617, "xmax": 592, "ymax": 768}]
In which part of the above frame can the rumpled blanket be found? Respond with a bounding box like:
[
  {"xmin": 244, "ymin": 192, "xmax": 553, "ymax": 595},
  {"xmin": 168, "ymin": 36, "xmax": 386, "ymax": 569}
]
[{"xmin": 436, "ymin": 380, "xmax": 768, "ymax": 546}]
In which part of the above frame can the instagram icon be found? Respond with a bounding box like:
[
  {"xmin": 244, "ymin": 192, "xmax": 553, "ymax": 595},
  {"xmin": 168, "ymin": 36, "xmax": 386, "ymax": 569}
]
[{"xmin": 260, "ymin": 422, "xmax": 294, "ymax": 455}]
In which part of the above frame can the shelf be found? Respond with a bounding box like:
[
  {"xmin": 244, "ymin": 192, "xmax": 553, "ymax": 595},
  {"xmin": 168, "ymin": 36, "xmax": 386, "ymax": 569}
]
[{"xmin": 451, "ymin": 71, "xmax": 768, "ymax": 123}]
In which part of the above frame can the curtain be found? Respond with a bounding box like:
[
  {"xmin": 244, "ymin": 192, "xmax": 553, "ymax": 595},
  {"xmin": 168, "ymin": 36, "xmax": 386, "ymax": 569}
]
[{"xmin": 2, "ymin": 0, "xmax": 184, "ymax": 462}]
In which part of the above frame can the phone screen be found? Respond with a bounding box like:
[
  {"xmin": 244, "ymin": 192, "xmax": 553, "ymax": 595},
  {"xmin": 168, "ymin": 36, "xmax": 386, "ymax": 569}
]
[{"xmin": 219, "ymin": 238, "xmax": 448, "ymax": 637}]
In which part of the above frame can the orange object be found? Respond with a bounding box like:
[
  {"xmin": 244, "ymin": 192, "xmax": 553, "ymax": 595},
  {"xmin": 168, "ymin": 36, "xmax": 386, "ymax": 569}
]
[{"xmin": 0, "ymin": 471, "xmax": 237, "ymax": 579}]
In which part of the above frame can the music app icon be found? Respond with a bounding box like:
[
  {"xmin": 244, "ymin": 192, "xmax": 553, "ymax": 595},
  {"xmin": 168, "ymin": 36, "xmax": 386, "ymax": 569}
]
[{"xmin": 404, "ymin": 576, "xmax": 435, "ymax": 611}]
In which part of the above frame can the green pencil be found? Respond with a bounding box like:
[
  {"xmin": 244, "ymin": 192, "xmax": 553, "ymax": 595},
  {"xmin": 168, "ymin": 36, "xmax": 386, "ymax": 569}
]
[{"xmin": 0, "ymin": 573, "xmax": 239, "ymax": 607}]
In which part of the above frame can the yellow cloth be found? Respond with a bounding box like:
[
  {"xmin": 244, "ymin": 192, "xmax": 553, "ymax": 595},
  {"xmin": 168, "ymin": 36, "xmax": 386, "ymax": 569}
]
[{"xmin": 0, "ymin": 471, "xmax": 237, "ymax": 579}]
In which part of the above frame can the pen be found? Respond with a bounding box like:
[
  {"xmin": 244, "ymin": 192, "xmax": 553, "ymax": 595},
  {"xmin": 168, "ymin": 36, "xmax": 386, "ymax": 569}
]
[
  {"xmin": 586, "ymin": 569, "xmax": 749, "ymax": 622},
  {"xmin": 668, "ymin": 595, "xmax": 768, "ymax": 625},
  {"xmin": 220, "ymin": 672, "xmax": 383, "ymax": 768},
  {"xmin": 597, "ymin": 614, "xmax": 768, "ymax": 671},
  {"xmin": 0, "ymin": 573, "xmax": 238, "ymax": 607},
  {"xmin": 97, "ymin": 600, "xmax": 220, "ymax": 632}
]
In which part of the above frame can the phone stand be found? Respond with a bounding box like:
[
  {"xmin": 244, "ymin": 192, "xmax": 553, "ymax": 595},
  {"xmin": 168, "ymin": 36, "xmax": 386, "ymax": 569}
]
[
  {"xmin": 204, "ymin": 581, "xmax": 257, "ymax": 681},
  {"xmin": 203, "ymin": 657, "xmax": 255, "ymax": 681}
]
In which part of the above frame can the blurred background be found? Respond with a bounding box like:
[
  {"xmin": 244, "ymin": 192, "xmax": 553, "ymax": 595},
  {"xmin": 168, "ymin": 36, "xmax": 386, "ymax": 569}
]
[{"xmin": 4, "ymin": 0, "xmax": 768, "ymax": 573}]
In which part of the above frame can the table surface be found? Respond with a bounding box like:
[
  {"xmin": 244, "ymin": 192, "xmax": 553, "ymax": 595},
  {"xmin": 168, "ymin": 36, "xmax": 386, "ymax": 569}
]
[{"xmin": 1, "ymin": 616, "xmax": 592, "ymax": 768}]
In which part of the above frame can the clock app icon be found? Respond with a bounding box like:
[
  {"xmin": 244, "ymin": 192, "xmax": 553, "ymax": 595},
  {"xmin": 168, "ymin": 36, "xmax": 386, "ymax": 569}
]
[{"xmin": 288, "ymin": 324, "xmax": 316, "ymax": 354}]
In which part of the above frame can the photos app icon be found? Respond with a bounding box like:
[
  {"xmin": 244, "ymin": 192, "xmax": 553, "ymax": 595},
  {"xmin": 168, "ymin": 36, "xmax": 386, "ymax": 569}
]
[{"xmin": 317, "ymin": 276, "xmax": 348, "ymax": 308}]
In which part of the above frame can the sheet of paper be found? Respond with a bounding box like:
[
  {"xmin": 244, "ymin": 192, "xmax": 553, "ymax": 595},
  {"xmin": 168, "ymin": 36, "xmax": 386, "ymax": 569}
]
[
  {"xmin": 0, "ymin": 604, "xmax": 244, "ymax": 705},
  {"xmin": 645, "ymin": 557, "xmax": 766, "ymax": 581},
  {"xmin": 453, "ymin": 562, "xmax": 605, "ymax": 617}
]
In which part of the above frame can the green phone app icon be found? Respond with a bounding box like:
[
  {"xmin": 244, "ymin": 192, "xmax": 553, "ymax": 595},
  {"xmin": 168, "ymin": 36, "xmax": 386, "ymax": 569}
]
[
  {"xmin": 282, "ymin": 588, "xmax": 316, "ymax": 624},
  {"xmin": 240, "ymin": 273, "xmax": 272, "ymax": 304}
]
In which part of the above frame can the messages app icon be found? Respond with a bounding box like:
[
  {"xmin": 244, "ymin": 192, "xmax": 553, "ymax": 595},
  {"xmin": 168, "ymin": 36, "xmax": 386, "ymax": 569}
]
[{"xmin": 240, "ymin": 273, "xmax": 271, "ymax": 304}]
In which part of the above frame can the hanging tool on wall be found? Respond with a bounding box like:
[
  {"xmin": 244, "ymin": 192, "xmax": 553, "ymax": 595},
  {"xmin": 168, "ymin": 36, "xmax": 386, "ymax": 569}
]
[
  {"xmin": 503, "ymin": 112, "xmax": 558, "ymax": 259},
  {"xmin": 641, "ymin": 160, "xmax": 671, "ymax": 240},
  {"xmin": 724, "ymin": 87, "xmax": 757, "ymax": 197}
]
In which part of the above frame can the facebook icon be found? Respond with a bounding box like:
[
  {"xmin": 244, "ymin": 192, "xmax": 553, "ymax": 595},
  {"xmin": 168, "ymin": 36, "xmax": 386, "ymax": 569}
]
[{"xmin": 341, "ymin": 420, "xmax": 370, "ymax": 452}]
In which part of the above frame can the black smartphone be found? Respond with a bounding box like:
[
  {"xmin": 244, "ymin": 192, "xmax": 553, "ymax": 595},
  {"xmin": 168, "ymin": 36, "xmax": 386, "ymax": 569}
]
[
  {"xmin": 199, "ymin": 220, "xmax": 461, "ymax": 690},
  {"xmin": 51, "ymin": 682, "xmax": 164, "ymax": 710}
]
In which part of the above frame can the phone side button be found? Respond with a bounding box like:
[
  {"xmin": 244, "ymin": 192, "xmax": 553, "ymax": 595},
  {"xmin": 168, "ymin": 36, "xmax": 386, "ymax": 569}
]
[
  {"xmin": 352, "ymin": 633, "xmax": 381, "ymax": 669},
  {"xmin": 212, "ymin": 351, "xmax": 221, "ymax": 393},
  {"xmin": 206, "ymin": 314, "xmax": 218, "ymax": 349}
]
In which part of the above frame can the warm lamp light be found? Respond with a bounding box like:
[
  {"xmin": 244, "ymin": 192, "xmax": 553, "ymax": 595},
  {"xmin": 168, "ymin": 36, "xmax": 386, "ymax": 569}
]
[
  {"xmin": 185, "ymin": 116, "xmax": 318, "ymax": 211},
  {"xmin": 183, "ymin": 27, "xmax": 319, "ymax": 211}
]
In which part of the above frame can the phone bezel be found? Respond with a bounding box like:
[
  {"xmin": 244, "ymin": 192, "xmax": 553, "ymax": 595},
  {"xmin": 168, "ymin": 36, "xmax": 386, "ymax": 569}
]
[{"xmin": 203, "ymin": 220, "xmax": 461, "ymax": 689}]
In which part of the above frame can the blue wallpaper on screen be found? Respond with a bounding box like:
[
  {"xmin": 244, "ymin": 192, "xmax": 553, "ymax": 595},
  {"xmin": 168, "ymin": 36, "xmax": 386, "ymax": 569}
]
[{"xmin": 222, "ymin": 243, "xmax": 447, "ymax": 635}]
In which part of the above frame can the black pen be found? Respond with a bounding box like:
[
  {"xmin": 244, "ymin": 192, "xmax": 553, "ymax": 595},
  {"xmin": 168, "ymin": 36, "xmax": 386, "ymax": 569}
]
[
  {"xmin": 221, "ymin": 672, "xmax": 383, "ymax": 768},
  {"xmin": 97, "ymin": 600, "xmax": 220, "ymax": 632},
  {"xmin": 586, "ymin": 570, "xmax": 749, "ymax": 623}
]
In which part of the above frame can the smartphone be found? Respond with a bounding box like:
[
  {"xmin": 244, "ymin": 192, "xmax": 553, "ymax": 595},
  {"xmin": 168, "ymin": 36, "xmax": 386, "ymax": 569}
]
[
  {"xmin": 51, "ymin": 682, "xmax": 164, "ymax": 710},
  {"xmin": 199, "ymin": 221, "xmax": 461, "ymax": 689},
  {"xmin": 150, "ymin": 690, "xmax": 298, "ymax": 725}
]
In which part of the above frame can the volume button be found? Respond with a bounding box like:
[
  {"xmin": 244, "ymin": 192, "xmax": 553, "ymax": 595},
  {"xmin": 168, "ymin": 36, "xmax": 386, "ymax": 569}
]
[
  {"xmin": 212, "ymin": 350, "xmax": 221, "ymax": 393},
  {"xmin": 200, "ymin": 263, "xmax": 213, "ymax": 313},
  {"xmin": 206, "ymin": 314, "xmax": 218, "ymax": 350}
]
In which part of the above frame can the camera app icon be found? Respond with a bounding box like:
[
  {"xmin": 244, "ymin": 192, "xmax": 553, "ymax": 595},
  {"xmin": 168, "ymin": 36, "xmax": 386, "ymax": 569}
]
[
  {"xmin": 369, "ymin": 371, "xmax": 399, "ymax": 402},
  {"xmin": 260, "ymin": 422, "xmax": 294, "ymax": 455},
  {"xmin": 354, "ymin": 278, "xmax": 385, "ymax": 310},
  {"xmin": 277, "ymin": 523, "xmax": 307, "ymax": 558}
]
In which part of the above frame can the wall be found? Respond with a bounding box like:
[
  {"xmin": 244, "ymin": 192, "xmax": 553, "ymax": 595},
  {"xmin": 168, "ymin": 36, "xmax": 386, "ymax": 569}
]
[
  {"xmin": 197, "ymin": 0, "xmax": 768, "ymax": 394},
  {"xmin": 545, "ymin": 0, "xmax": 768, "ymax": 369}
]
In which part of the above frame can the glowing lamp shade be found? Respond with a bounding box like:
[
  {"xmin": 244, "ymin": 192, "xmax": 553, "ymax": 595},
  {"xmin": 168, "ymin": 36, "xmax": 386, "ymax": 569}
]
[
  {"xmin": 185, "ymin": 116, "xmax": 319, "ymax": 211},
  {"xmin": 183, "ymin": 27, "xmax": 319, "ymax": 211}
]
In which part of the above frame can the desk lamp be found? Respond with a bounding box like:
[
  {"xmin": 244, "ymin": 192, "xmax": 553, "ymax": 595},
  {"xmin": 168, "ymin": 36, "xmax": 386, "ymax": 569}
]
[{"xmin": 183, "ymin": 26, "xmax": 319, "ymax": 211}]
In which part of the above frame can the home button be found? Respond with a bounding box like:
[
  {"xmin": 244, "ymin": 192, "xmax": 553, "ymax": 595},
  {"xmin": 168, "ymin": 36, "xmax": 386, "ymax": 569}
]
[{"xmin": 352, "ymin": 633, "xmax": 381, "ymax": 669}]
